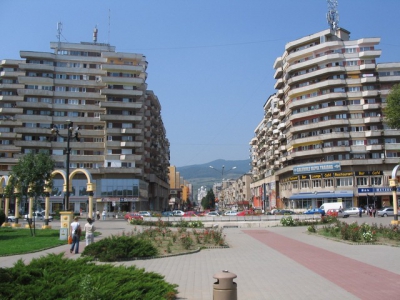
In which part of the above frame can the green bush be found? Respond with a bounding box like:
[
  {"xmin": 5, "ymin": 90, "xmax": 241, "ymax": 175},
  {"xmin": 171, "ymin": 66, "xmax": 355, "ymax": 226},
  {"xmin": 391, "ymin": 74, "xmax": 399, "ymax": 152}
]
[
  {"xmin": 82, "ymin": 233, "xmax": 158, "ymax": 262},
  {"xmin": 280, "ymin": 216, "xmax": 296, "ymax": 226},
  {"xmin": 0, "ymin": 253, "xmax": 177, "ymax": 300}
]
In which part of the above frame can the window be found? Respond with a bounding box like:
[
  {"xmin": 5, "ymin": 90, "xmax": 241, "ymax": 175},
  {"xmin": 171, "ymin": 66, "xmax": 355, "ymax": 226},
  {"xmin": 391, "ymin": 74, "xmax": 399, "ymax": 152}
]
[
  {"xmin": 54, "ymin": 98, "xmax": 65, "ymax": 104},
  {"xmin": 357, "ymin": 177, "xmax": 368, "ymax": 186},
  {"xmin": 324, "ymin": 179, "xmax": 334, "ymax": 187},
  {"xmin": 68, "ymin": 99, "xmax": 79, "ymax": 105},
  {"xmin": 336, "ymin": 177, "xmax": 353, "ymax": 187},
  {"xmin": 41, "ymin": 98, "xmax": 51, "ymax": 103},
  {"xmin": 346, "ymin": 60, "xmax": 358, "ymax": 66},
  {"xmin": 348, "ymin": 86, "xmax": 361, "ymax": 92},
  {"xmin": 312, "ymin": 180, "xmax": 321, "ymax": 188},
  {"xmin": 371, "ymin": 177, "xmax": 382, "ymax": 185},
  {"xmin": 349, "ymin": 99, "xmax": 361, "ymax": 105},
  {"xmin": 368, "ymin": 139, "xmax": 379, "ymax": 145},
  {"xmin": 69, "ymin": 87, "xmax": 79, "ymax": 92},
  {"xmin": 292, "ymin": 182, "xmax": 298, "ymax": 189},
  {"xmin": 354, "ymin": 140, "xmax": 365, "ymax": 145},
  {"xmin": 345, "ymin": 48, "xmax": 356, "ymax": 53},
  {"xmin": 27, "ymin": 97, "xmax": 38, "ymax": 102},
  {"xmin": 385, "ymin": 138, "xmax": 396, "ymax": 144},
  {"xmin": 350, "ymin": 113, "xmax": 362, "ymax": 119},
  {"xmin": 55, "ymin": 86, "xmax": 66, "ymax": 91}
]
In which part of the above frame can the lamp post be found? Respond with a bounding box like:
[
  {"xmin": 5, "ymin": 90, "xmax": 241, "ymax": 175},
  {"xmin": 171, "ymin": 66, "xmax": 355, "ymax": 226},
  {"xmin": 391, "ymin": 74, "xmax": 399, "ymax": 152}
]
[
  {"xmin": 51, "ymin": 121, "xmax": 80, "ymax": 211},
  {"xmin": 209, "ymin": 165, "xmax": 236, "ymax": 210}
]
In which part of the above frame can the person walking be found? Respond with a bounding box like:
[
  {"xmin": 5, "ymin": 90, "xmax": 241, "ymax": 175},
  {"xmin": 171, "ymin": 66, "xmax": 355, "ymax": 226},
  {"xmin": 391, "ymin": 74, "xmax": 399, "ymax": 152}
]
[
  {"xmin": 84, "ymin": 218, "xmax": 96, "ymax": 246},
  {"xmin": 373, "ymin": 207, "xmax": 376, "ymax": 218},
  {"xmin": 102, "ymin": 209, "xmax": 106, "ymax": 220},
  {"xmin": 359, "ymin": 207, "xmax": 362, "ymax": 218},
  {"xmin": 96, "ymin": 210, "xmax": 100, "ymax": 221},
  {"xmin": 69, "ymin": 217, "xmax": 81, "ymax": 254}
]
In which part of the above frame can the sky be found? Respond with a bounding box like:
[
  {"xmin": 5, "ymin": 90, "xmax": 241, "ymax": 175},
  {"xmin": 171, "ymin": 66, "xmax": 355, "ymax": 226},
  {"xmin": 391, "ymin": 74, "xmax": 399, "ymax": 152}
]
[{"xmin": 1, "ymin": 0, "xmax": 400, "ymax": 167}]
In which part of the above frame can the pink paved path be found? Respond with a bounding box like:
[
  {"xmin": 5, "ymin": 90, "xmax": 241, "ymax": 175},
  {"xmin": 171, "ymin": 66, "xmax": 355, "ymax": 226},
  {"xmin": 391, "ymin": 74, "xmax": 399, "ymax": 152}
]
[{"xmin": 244, "ymin": 230, "xmax": 399, "ymax": 300}]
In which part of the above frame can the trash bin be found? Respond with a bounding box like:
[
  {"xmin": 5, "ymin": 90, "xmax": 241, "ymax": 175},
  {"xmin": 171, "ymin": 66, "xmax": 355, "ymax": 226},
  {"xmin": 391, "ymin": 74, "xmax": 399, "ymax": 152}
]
[{"xmin": 213, "ymin": 270, "xmax": 237, "ymax": 300}]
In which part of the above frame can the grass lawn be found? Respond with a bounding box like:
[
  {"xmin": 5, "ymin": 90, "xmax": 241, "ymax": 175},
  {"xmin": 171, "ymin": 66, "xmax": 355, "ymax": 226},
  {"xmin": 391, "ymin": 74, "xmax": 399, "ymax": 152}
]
[{"xmin": 0, "ymin": 227, "xmax": 68, "ymax": 256}]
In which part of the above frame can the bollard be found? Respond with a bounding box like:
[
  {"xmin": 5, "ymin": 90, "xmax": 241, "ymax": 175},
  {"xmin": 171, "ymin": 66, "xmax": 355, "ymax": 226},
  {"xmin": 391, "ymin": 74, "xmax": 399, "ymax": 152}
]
[{"xmin": 213, "ymin": 270, "xmax": 237, "ymax": 300}]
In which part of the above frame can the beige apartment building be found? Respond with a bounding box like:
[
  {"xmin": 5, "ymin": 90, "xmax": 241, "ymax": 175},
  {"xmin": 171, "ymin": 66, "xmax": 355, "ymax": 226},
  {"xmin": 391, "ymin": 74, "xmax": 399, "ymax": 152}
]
[
  {"xmin": 250, "ymin": 27, "xmax": 400, "ymax": 211},
  {"xmin": 0, "ymin": 38, "xmax": 170, "ymax": 214}
]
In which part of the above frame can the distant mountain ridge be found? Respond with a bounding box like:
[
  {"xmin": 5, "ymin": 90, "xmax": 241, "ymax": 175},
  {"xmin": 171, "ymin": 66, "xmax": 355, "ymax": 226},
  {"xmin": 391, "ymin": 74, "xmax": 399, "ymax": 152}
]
[{"xmin": 176, "ymin": 159, "xmax": 251, "ymax": 201}]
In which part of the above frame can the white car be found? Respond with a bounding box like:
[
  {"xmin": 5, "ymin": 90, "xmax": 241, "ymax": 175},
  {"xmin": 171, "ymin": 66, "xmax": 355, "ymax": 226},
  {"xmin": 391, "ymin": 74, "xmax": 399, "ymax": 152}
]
[
  {"xmin": 343, "ymin": 207, "xmax": 361, "ymax": 216},
  {"xmin": 172, "ymin": 210, "xmax": 184, "ymax": 216},
  {"xmin": 24, "ymin": 212, "xmax": 53, "ymax": 222},
  {"xmin": 224, "ymin": 211, "xmax": 238, "ymax": 216},
  {"xmin": 378, "ymin": 207, "xmax": 395, "ymax": 217},
  {"xmin": 138, "ymin": 211, "xmax": 151, "ymax": 217}
]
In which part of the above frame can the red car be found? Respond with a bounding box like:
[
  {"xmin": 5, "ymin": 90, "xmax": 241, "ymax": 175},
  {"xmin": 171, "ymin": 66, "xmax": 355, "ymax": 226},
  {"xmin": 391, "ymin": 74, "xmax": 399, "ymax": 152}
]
[
  {"xmin": 236, "ymin": 210, "xmax": 255, "ymax": 216},
  {"xmin": 124, "ymin": 212, "xmax": 143, "ymax": 220},
  {"xmin": 183, "ymin": 211, "xmax": 197, "ymax": 217}
]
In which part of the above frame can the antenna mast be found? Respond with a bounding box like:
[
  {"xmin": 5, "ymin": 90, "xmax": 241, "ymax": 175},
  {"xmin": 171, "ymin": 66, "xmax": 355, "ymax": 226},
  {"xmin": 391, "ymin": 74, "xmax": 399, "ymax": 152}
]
[
  {"xmin": 326, "ymin": 0, "xmax": 339, "ymax": 31},
  {"xmin": 56, "ymin": 22, "xmax": 63, "ymax": 51},
  {"xmin": 108, "ymin": 9, "xmax": 111, "ymax": 44}
]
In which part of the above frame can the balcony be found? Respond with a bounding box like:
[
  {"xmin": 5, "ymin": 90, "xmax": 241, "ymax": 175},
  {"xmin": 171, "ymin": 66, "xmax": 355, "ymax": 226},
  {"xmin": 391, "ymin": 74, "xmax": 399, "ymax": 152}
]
[
  {"xmin": 100, "ymin": 114, "xmax": 142, "ymax": 122},
  {"xmin": 366, "ymin": 144, "xmax": 382, "ymax": 151},
  {"xmin": 99, "ymin": 101, "xmax": 142, "ymax": 109},
  {"xmin": 100, "ymin": 88, "xmax": 143, "ymax": 96},
  {"xmin": 102, "ymin": 76, "xmax": 144, "ymax": 86}
]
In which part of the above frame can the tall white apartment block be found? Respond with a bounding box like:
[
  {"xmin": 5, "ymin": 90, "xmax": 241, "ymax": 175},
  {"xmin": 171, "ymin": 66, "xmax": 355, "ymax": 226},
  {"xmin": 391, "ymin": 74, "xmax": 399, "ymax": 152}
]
[
  {"xmin": 0, "ymin": 38, "xmax": 170, "ymax": 213},
  {"xmin": 250, "ymin": 27, "xmax": 400, "ymax": 211}
]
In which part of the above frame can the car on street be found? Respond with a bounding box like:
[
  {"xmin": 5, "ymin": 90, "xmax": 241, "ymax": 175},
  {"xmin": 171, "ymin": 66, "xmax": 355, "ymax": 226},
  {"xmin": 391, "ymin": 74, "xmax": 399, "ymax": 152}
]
[
  {"xmin": 124, "ymin": 212, "xmax": 143, "ymax": 220},
  {"xmin": 206, "ymin": 211, "xmax": 220, "ymax": 216},
  {"xmin": 378, "ymin": 207, "xmax": 395, "ymax": 217},
  {"xmin": 7, "ymin": 215, "xmax": 16, "ymax": 222},
  {"xmin": 161, "ymin": 211, "xmax": 174, "ymax": 217},
  {"xmin": 23, "ymin": 212, "xmax": 53, "ymax": 222},
  {"xmin": 138, "ymin": 211, "xmax": 151, "ymax": 217},
  {"xmin": 275, "ymin": 209, "xmax": 296, "ymax": 215},
  {"xmin": 326, "ymin": 209, "xmax": 349, "ymax": 218},
  {"xmin": 224, "ymin": 210, "xmax": 238, "ymax": 216},
  {"xmin": 172, "ymin": 210, "xmax": 185, "ymax": 216},
  {"xmin": 344, "ymin": 207, "xmax": 362, "ymax": 216},
  {"xmin": 303, "ymin": 208, "xmax": 324, "ymax": 215},
  {"xmin": 183, "ymin": 211, "xmax": 197, "ymax": 217},
  {"xmin": 236, "ymin": 210, "xmax": 254, "ymax": 216}
]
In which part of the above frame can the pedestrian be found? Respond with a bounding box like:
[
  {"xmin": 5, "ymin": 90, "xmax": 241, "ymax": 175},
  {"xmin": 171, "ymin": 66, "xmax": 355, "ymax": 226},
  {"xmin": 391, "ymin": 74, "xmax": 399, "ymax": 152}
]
[
  {"xmin": 373, "ymin": 207, "xmax": 376, "ymax": 218},
  {"xmin": 84, "ymin": 217, "xmax": 96, "ymax": 246},
  {"xmin": 96, "ymin": 210, "xmax": 100, "ymax": 220},
  {"xmin": 359, "ymin": 207, "xmax": 362, "ymax": 218},
  {"xmin": 69, "ymin": 217, "xmax": 81, "ymax": 254},
  {"xmin": 102, "ymin": 209, "xmax": 106, "ymax": 220},
  {"xmin": 369, "ymin": 207, "xmax": 372, "ymax": 217}
]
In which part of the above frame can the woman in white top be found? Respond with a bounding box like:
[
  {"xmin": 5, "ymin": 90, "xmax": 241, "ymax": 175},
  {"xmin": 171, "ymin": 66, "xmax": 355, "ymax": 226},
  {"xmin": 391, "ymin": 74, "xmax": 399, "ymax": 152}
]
[{"xmin": 84, "ymin": 218, "xmax": 96, "ymax": 246}]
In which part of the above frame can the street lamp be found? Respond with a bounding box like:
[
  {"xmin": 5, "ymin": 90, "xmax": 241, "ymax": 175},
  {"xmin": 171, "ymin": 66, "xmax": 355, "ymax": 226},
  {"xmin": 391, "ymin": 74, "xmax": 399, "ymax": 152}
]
[
  {"xmin": 51, "ymin": 120, "xmax": 80, "ymax": 211},
  {"xmin": 209, "ymin": 165, "xmax": 236, "ymax": 210}
]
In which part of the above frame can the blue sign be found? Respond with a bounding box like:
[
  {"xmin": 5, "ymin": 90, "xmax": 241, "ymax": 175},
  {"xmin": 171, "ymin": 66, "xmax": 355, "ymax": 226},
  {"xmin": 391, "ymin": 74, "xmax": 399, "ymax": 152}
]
[
  {"xmin": 293, "ymin": 163, "xmax": 341, "ymax": 175},
  {"xmin": 358, "ymin": 187, "xmax": 400, "ymax": 193}
]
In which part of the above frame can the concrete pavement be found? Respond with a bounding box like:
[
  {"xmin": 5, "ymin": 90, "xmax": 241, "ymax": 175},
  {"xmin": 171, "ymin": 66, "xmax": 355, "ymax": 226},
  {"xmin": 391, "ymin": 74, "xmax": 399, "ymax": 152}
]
[{"xmin": 1, "ymin": 216, "xmax": 399, "ymax": 299}]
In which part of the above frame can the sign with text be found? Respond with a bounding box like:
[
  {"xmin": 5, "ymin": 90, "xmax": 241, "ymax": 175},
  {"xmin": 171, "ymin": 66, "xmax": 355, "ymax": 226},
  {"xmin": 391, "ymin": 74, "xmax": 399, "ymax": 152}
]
[{"xmin": 293, "ymin": 163, "xmax": 341, "ymax": 175}]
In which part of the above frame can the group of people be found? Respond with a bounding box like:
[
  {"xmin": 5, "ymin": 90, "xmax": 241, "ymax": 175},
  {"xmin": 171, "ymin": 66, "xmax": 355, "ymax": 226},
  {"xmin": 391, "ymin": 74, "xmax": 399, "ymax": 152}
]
[
  {"xmin": 95, "ymin": 209, "xmax": 107, "ymax": 221},
  {"xmin": 359, "ymin": 206, "xmax": 376, "ymax": 217},
  {"xmin": 69, "ymin": 216, "xmax": 96, "ymax": 254}
]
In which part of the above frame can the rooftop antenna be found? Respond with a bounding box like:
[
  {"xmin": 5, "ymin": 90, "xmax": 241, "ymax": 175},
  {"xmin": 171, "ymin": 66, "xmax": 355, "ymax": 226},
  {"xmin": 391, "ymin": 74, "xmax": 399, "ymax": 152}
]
[
  {"xmin": 326, "ymin": 0, "xmax": 339, "ymax": 31},
  {"xmin": 108, "ymin": 9, "xmax": 111, "ymax": 44},
  {"xmin": 56, "ymin": 22, "xmax": 63, "ymax": 51},
  {"xmin": 93, "ymin": 25, "xmax": 98, "ymax": 43}
]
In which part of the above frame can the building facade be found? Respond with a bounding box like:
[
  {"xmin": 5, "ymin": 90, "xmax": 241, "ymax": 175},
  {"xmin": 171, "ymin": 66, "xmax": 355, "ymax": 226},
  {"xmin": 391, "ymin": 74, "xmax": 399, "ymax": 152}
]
[
  {"xmin": 250, "ymin": 27, "xmax": 400, "ymax": 211},
  {"xmin": 0, "ymin": 36, "xmax": 170, "ymax": 214}
]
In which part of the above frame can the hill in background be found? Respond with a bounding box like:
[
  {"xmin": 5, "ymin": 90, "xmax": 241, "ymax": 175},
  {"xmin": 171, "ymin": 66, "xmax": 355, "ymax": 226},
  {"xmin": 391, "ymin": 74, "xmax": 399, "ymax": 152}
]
[{"xmin": 176, "ymin": 159, "xmax": 251, "ymax": 203}]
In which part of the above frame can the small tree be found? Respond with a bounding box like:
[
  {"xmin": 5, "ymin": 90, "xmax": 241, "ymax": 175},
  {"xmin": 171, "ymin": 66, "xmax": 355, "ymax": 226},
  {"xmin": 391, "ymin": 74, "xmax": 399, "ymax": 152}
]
[
  {"xmin": 384, "ymin": 84, "xmax": 400, "ymax": 129},
  {"xmin": 7, "ymin": 152, "xmax": 55, "ymax": 235},
  {"xmin": 201, "ymin": 189, "xmax": 215, "ymax": 210}
]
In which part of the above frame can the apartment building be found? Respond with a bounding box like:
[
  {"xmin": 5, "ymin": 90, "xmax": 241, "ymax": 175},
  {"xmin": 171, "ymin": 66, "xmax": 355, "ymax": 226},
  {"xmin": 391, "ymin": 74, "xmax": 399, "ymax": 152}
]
[
  {"xmin": 250, "ymin": 27, "xmax": 400, "ymax": 211},
  {"xmin": 0, "ymin": 38, "xmax": 170, "ymax": 214}
]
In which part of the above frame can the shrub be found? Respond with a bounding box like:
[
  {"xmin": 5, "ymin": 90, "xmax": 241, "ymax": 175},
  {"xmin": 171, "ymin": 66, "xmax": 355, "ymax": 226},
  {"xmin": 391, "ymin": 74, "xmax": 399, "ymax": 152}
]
[
  {"xmin": 0, "ymin": 253, "xmax": 178, "ymax": 300},
  {"xmin": 82, "ymin": 232, "xmax": 158, "ymax": 262},
  {"xmin": 307, "ymin": 224, "xmax": 316, "ymax": 233},
  {"xmin": 280, "ymin": 216, "xmax": 296, "ymax": 226}
]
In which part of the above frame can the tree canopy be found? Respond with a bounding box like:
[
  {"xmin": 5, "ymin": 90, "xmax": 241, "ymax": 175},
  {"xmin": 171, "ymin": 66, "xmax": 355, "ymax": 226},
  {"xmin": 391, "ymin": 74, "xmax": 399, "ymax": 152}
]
[
  {"xmin": 5, "ymin": 152, "xmax": 55, "ymax": 200},
  {"xmin": 201, "ymin": 188, "xmax": 215, "ymax": 210},
  {"xmin": 384, "ymin": 84, "xmax": 400, "ymax": 129}
]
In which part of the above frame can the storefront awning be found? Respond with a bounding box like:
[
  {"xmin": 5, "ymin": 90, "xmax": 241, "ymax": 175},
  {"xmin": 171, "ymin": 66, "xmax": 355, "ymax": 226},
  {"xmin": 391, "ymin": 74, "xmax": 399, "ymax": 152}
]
[{"xmin": 289, "ymin": 191, "xmax": 353, "ymax": 200}]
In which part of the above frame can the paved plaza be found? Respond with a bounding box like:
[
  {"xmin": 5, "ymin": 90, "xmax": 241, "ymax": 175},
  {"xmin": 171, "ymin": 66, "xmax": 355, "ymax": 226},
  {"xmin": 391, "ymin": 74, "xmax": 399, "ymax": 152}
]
[{"xmin": 0, "ymin": 216, "xmax": 399, "ymax": 299}]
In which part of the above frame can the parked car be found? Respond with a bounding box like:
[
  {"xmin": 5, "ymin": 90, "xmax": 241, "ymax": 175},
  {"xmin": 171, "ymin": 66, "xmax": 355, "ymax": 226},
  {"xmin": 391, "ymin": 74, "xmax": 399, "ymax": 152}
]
[
  {"xmin": 23, "ymin": 212, "xmax": 53, "ymax": 222},
  {"xmin": 224, "ymin": 210, "xmax": 238, "ymax": 216},
  {"xmin": 276, "ymin": 210, "xmax": 295, "ymax": 215},
  {"xmin": 378, "ymin": 207, "xmax": 395, "ymax": 217},
  {"xmin": 303, "ymin": 208, "xmax": 324, "ymax": 215},
  {"xmin": 183, "ymin": 211, "xmax": 197, "ymax": 217},
  {"xmin": 236, "ymin": 210, "xmax": 254, "ymax": 216},
  {"xmin": 161, "ymin": 211, "xmax": 174, "ymax": 217},
  {"xmin": 206, "ymin": 211, "xmax": 220, "ymax": 216},
  {"xmin": 124, "ymin": 212, "xmax": 143, "ymax": 220},
  {"xmin": 138, "ymin": 211, "xmax": 151, "ymax": 217},
  {"xmin": 172, "ymin": 210, "xmax": 185, "ymax": 216},
  {"xmin": 326, "ymin": 209, "xmax": 349, "ymax": 218},
  {"xmin": 7, "ymin": 215, "xmax": 16, "ymax": 222},
  {"xmin": 344, "ymin": 207, "xmax": 361, "ymax": 216}
]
